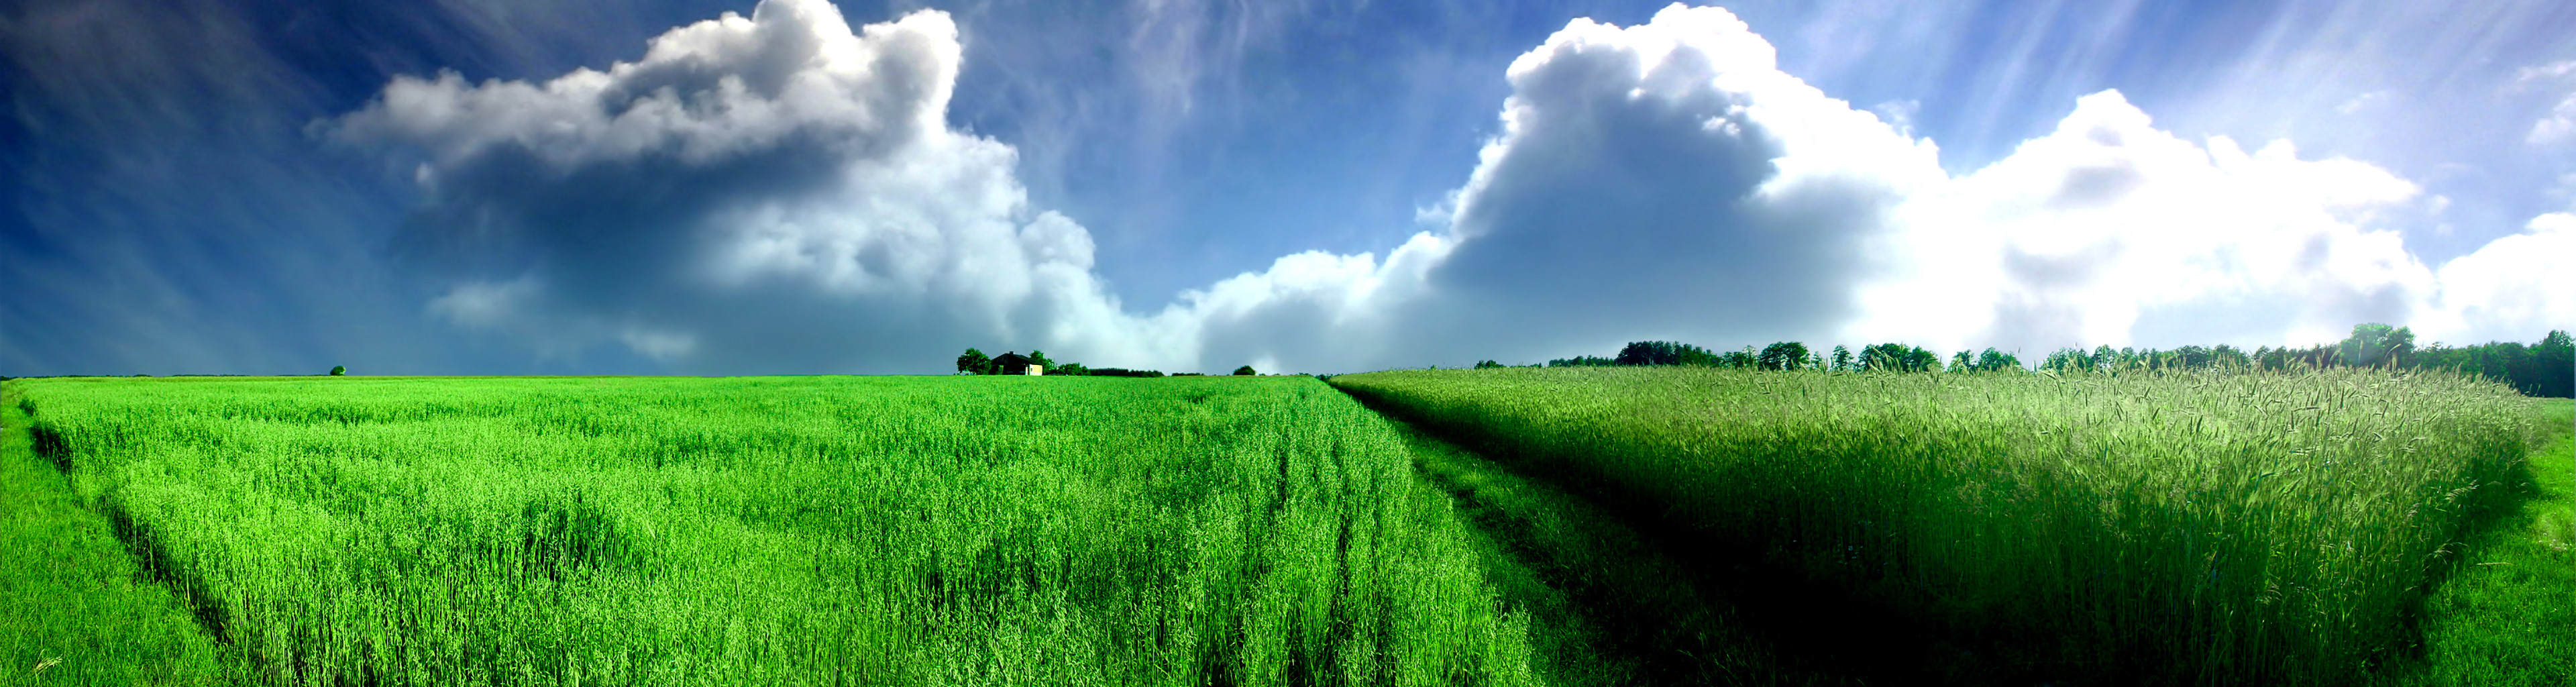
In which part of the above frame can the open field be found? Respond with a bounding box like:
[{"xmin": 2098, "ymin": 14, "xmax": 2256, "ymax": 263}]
[
  {"xmin": 7, "ymin": 370, "xmax": 2563, "ymax": 686},
  {"xmin": 9, "ymin": 375, "xmax": 1544, "ymax": 686},
  {"xmin": 1332, "ymin": 366, "xmax": 2551, "ymax": 685}
]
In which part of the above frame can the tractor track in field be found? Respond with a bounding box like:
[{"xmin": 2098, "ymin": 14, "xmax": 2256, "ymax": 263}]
[{"xmin": 1334, "ymin": 379, "xmax": 2085, "ymax": 687}]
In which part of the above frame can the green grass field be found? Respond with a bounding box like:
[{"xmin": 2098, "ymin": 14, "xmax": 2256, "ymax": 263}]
[
  {"xmin": 6, "ymin": 371, "xmax": 2565, "ymax": 686},
  {"xmin": 5, "ymin": 375, "xmax": 1545, "ymax": 686},
  {"xmin": 1332, "ymin": 366, "xmax": 2557, "ymax": 686}
]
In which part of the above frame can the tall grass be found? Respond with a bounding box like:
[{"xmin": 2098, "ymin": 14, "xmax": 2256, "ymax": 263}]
[
  {"xmin": 18, "ymin": 375, "xmax": 1542, "ymax": 686},
  {"xmin": 1331, "ymin": 366, "xmax": 2542, "ymax": 685},
  {"xmin": 1, "ymin": 383, "xmax": 243, "ymax": 686}
]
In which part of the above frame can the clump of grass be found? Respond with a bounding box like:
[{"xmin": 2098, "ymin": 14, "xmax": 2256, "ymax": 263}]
[
  {"xmin": 1333, "ymin": 366, "xmax": 2540, "ymax": 685},
  {"xmin": 19, "ymin": 375, "xmax": 1544, "ymax": 686}
]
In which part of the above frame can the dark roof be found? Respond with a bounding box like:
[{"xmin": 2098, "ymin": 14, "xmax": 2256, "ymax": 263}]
[{"xmin": 993, "ymin": 352, "xmax": 1031, "ymax": 366}]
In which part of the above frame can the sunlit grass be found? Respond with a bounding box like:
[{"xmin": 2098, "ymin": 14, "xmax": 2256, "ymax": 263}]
[
  {"xmin": 1, "ymin": 384, "xmax": 243, "ymax": 686},
  {"xmin": 15, "ymin": 375, "xmax": 1544, "ymax": 686},
  {"xmin": 1332, "ymin": 366, "xmax": 2543, "ymax": 685}
]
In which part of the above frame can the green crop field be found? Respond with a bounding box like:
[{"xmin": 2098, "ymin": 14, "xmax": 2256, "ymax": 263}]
[
  {"xmin": 3, "ymin": 376, "xmax": 1546, "ymax": 686},
  {"xmin": 5, "ymin": 370, "xmax": 2565, "ymax": 686},
  {"xmin": 1332, "ymin": 366, "xmax": 2561, "ymax": 686}
]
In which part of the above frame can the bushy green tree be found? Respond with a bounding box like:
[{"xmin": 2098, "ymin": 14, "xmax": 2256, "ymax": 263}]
[
  {"xmin": 1758, "ymin": 341, "xmax": 1811, "ymax": 371},
  {"xmin": 329, "ymin": 366, "xmax": 346, "ymax": 376},
  {"xmin": 2210, "ymin": 344, "xmax": 2250, "ymax": 368},
  {"xmin": 1615, "ymin": 341, "xmax": 1721, "ymax": 366},
  {"xmin": 957, "ymin": 348, "xmax": 994, "ymax": 375},
  {"xmin": 1973, "ymin": 348, "xmax": 2021, "ymax": 372},
  {"xmin": 2337, "ymin": 323, "xmax": 2402, "ymax": 367},
  {"xmin": 1232, "ymin": 365, "xmax": 1257, "ymax": 376},
  {"xmin": 1859, "ymin": 344, "xmax": 1943, "ymax": 373},
  {"xmin": 1831, "ymin": 345, "xmax": 1853, "ymax": 372},
  {"xmin": 1473, "ymin": 360, "xmax": 1505, "ymax": 369}
]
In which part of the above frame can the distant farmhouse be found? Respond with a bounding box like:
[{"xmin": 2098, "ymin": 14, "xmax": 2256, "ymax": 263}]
[{"xmin": 992, "ymin": 352, "xmax": 1044, "ymax": 376}]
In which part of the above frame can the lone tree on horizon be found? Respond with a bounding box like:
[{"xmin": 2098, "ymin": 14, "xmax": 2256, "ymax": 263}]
[{"xmin": 956, "ymin": 348, "xmax": 994, "ymax": 375}]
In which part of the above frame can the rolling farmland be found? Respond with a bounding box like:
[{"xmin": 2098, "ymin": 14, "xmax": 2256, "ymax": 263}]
[{"xmin": 7, "ymin": 376, "xmax": 1543, "ymax": 686}]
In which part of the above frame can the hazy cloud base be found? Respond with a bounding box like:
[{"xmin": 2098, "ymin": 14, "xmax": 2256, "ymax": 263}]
[{"xmin": 334, "ymin": 0, "xmax": 2572, "ymax": 374}]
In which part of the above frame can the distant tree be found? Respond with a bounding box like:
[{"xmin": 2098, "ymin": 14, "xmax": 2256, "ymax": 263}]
[
  {"xmin": 1548, "ymin": 356, "xmax": 1617, "ymax": 367},
  {"xmin": 2383, "ymin": 327, "xmax": 2417, "ymax": 366},
  {"xmin": 957, "ymin": 348, "xmax": 995, "ymax": 375},
  {"xmin": 1831, "ymin": 345, "xmax": 1853, "ymax": 372},
  {"xmin": 1089, "ymin": 368, "xmax": 1165, "ymax": 378},
  {"xmin": 1951, "ymin": 350, "xmax": 1974, "ymax": 372},
  {"xmin": 2173, "ymin": 346, "xmax": 2212, "ymax": 370},
  {"xmin": 2410, "ymin": 330, "xmax": 2572, "ymax": 398},
  {"xmin": 1028, "ymin": 350, "xmax": 1057, "ymax": 370},
  {"xmin": 329, "ymin": 366, "xmax": 346, "ymax": 376},
  {"xmin": 2210, "ymin": 344, "xmax": 2250, "ymax": 368},
  {"xmin": 1055, "ymin": 362, "xmax": 1090, "ymax": 376},
  {"xmin": 2338, "ymin": 323, "xmax": 2400, "ymax": 367},
  {"xmin": 1615, "ymin": 341, "xmax": 1720, "ymax": 366},
  {"xmin": 2042, "ymin": 348, "xmax": 2089, "ymax": 372},
  {"xmin": 2534, "ymin": 330, "xmax": 2574, "ymax": 398},
  {"xmin": 1758, "ymin": 342, "xmax": 1811, "ymax": 371},
  {"xmin": 1233, "ymin": 365, "xmax": 1257, "ymax": 376},
  {"xmin": 1974, "ymin": 348, "xmax": 2021, "ymax": 372},
  {"xmin": 1856, "ymin": 344, "xmax": 1943, "ymax": 373},
  {"xmin": 1474, "ymin": 360, "xmax": 1505, "ymax": 369}
]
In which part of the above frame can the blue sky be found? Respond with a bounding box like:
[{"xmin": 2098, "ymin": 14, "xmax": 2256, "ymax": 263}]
[{"xmin": 4, "ymin": 0, "xmax": 2571, "ymax": 375}]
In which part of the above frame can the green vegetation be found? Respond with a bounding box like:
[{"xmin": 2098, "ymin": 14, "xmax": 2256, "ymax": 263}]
[
  {"xmin": 1234, "ymin": 366, "xmax": 1258, "ymax": 376},
  {"xmin": 1332, "ymin": 366, "xmax": 2546, "ymax": 685},
  {"xmin": 329, "ymin": 366, "xmax": 345, "ymax": 376},
  {"xmin": 2037, "ymin": 327, "xmax": 2573, "ymax": 399},
  {"xmin": 2, "ymin": 384, "xmax": 243, "ymax": 685},
  {"xmin": 1381, "ymin": 415, "xmax": 1851, "ymax": 686},
  {"xmin": 2378, "ymin": 398, "xmax": 2573, "ymax": 686},
  {"xmin": 15, "ymin": 375, "xmax": 1544, "ymax": 686}
]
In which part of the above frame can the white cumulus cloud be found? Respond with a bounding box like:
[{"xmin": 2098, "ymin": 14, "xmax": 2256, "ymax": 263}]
[{"xmin": 335, "ymin": 0, "xmax": 2570, "ymax": 374}]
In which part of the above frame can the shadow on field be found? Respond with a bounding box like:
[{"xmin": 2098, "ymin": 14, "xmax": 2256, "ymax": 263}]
[
  {"xmin": 20, "ymin": 407, "xmax": 238, "ymax": 649},
  {"xmin": 1340, "ymin": 389, "xmax": 1938, "ymax": 686},
  {"xmin": 1342, "ymin": 384, "xmax": 2559, "ymax": 687}
]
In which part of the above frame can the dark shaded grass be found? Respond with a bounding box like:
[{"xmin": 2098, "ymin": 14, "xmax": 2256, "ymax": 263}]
[
  {"xmin": 1333, "ymin": 368, "xmax": 2540, "ymax": 686},
  {"xmin": 1378, "ymin": 413, "xmax": 1864, "ymax": 687},
  {"xmin": 1350, "ymin": 386, "xmax": 2028, "ymax": 686}
]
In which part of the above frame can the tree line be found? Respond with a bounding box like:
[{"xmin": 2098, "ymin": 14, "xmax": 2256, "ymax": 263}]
[
  {"xmin": 953, "ymin": 348, "xmax": 1258, "ymax": 377},
  {"xmin": 1509, "ymin": 325, "xmax": 2573, "ymax": 398},
  {"xmin": 1538, "ymin": 340, "xmax": 2015, "ymax": 374}
]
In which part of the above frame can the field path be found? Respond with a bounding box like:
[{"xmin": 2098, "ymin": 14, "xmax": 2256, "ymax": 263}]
[
  {"xmin": 1341, "ymin": 384, "xmax": 1878, "ymax": 686},
  {"xmin": 0, "ymin": 381, "xmax": 241, "ymax": 686}
]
